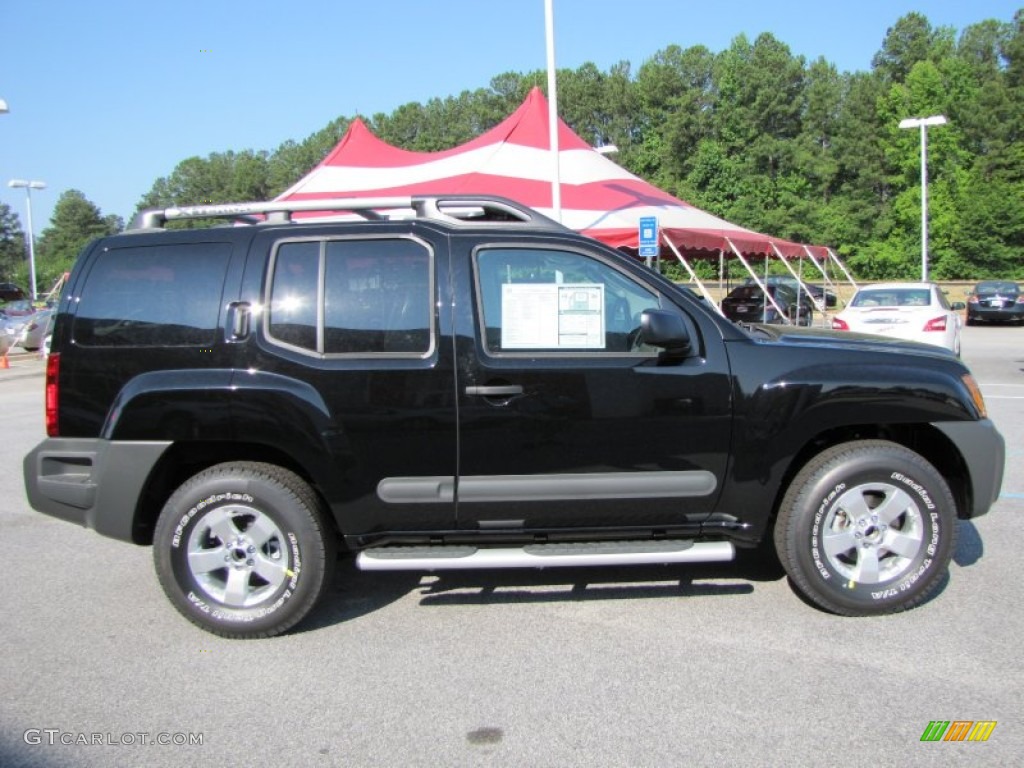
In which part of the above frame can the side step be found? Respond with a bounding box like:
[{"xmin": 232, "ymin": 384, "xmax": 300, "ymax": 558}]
[{"xmin": 356, "ymin": 540, "xmax": 734, "ymax": 572}]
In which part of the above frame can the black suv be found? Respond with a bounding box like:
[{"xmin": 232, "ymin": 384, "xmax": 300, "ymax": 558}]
[{"xmin": 24, "ymin": 196, "xmax": 1004, "ymax": 638}]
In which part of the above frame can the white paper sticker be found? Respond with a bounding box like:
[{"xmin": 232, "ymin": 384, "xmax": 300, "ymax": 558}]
[{"xmin": 501, "ymin": 283, "xmax": 605, "ymax": 349}]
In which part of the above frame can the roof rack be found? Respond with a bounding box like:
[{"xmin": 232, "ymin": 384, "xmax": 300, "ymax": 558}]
[{"xmin": 129, "ymin": 194, "xmax": 571, "ymax": 232}]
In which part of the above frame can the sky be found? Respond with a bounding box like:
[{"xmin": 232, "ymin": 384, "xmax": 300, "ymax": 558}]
[{"xmin": 1, "ymin": 0, "xmax": 1020, "ymax": 239}]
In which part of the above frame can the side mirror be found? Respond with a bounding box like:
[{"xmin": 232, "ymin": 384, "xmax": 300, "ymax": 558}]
[
  {"xmin": 640, "ymin": 309, "xmax": 692, "ymax": 357},
  {"xmin": 950, "ymin": 301, "xmax": 966, "ymax": 311}
]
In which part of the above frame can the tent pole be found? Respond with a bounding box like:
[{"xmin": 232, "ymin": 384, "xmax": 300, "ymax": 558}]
[
  {"xmin": 665, "ymin": 236, "xmax": 722, "ymax": 315},
  {"xmin": 727, "ymin": 238, "xmax": 790, "ymax": 324},
  {"xmin": 797, "ymin": 245, "xmax": 830, "ymax": 288},
  {"xmin": 825, "ymin": 247, "xmax": 858, "ymax": 292},
  {"xmin": 773, "ymin": 243, "xmax": 825, "ymax": 316},
  {"xmin": 718, "ymin": 249, "xmax": 724, "ymax": 300}
]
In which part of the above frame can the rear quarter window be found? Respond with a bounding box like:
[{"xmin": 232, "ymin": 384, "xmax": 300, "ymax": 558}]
[
  {"xmin": 266, "ymin": 236, "xmax": 433, "ymax": 357},
  {"xmin": 73, "ymin": 242, "xmax": 231, "ymax": 346}
]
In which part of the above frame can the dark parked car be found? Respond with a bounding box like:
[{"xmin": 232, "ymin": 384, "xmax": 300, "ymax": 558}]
[
  {"xmin": 721, "ymin": 283, "xmax": 813, "ymax": 326},
  {"xmin": 0, "ymin": 282, "xmax": 26, "ymax": 302},
  {"xmin": 743, "ymin": 275, "xmax": 837, "ymax": 308},
  {"xmin": 966, "ymin": 280, "xmax": 1024, "ymax": 325}
]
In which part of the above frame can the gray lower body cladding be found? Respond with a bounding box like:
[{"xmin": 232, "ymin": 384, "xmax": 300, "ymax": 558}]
[{"xmin": 23, "ymin": 438, "xmax": 172, "ymax": 542}]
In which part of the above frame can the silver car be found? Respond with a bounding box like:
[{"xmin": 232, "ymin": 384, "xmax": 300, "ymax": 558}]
[
  {"xmin": 19, "ymin": 309, "xmax": 54, "ymax": 352},
  {"xmin": 1, "ymin": 310, "xmax": 22, "ymax": 356}
]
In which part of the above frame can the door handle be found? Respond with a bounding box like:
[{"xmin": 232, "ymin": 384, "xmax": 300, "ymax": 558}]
[
  {"xmin": 226, "ymin": 302, "xmax": 251, "ymax": 341},
  {"xmin": 465, "ymin": 385, "xmax": 524, "ymax": 397}
]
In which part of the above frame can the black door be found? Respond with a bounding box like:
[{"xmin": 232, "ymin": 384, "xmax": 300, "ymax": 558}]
[
  {"xmin": 241, "ymin": 228, "xmax": 459, "ymax": 536},
  {"xmin": 453, "ymin": 240, "xmax": 732, "ymax": 532}
]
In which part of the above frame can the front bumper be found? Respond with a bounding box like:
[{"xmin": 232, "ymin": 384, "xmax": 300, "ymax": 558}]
[
  {"xmin": 932, "ymin": 420, "xmax": 1005, "ymax": 518},
  {"xmin": 23, "ymin": 438, "xmax": 172, "ymax": 542}
]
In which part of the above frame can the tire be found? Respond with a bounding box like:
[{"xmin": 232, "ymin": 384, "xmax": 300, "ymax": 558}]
[
  {"xmin": 773, "ymin": 440, "xmax": 957, "ymax": 616},
  {"xmin": 153, "ymin": 462, "xmax": 336, "ymax": 638}
]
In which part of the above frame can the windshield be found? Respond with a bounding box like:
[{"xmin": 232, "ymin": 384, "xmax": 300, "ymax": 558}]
[{"xmin": 850, "ymin": 288, "xmax": 933, "ymax": 308}]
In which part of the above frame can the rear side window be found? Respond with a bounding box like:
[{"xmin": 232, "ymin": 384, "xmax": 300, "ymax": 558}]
[
  {"xmin": 267, "ymin": 237, "xmax": 433, "ymax": 356},
  {"xmin": 73, "ymin": 243, "xmax": 230, "ymax": 347}
]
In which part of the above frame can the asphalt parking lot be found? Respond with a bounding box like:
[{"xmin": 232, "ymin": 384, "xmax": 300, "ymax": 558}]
[{"xmin": 1, "ymin": 326, "xmax": 1022, "ymax": 767}]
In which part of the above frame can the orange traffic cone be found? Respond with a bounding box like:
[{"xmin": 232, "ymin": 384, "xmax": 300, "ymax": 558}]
[{"xmin": 0, "ymin": 353, "xmax": 8, "ymax": 370}]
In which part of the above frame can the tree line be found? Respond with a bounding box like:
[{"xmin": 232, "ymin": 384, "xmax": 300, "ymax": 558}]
[{"xmin": 3, "ymin": 10, "xmax": 1021, "ymax": 296}]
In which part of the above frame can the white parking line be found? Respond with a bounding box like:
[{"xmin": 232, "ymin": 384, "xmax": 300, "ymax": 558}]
[{"xmin": 980, "ymin": 383, "xmax": 1024, "ymax": 399}]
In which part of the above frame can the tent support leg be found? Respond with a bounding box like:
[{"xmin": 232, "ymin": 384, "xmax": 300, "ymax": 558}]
[
  {"xmin": 726, "ymin": 238, "xmax": 790, "ymax": 324},
  {"xmin": 664, "ymin": 237, "xmax": 722, "ymax": 316},
  {"xmin": 770, "ymin": 243, "xmax": 825, "ymax": 324},
  {"xmin": 824, "ymin": 247, "xmax": 858, "ymax": 294}
]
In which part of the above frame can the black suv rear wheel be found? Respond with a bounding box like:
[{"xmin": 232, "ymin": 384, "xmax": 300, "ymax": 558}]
[
  {"xmin": 153, "ymin": 462, "xmax": 336, "ymax": 638},
  {"xmin": 774, "ymin": 440, "xmax": 957, "ymax": 616}
]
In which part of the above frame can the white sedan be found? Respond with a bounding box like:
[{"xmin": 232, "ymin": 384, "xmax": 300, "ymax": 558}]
[{"xmin": 831, "ymin": 282, "xmax": 964, "ymax": 355}]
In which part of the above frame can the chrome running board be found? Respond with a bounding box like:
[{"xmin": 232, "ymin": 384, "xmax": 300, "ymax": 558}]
[{"xmin": 356, "ymin": 540, "xmax": 734, "ymax": 571}]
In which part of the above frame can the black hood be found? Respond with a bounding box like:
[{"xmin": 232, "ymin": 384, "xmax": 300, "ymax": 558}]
[{"xmin": 735, "ymin": 322, "xmax": 957, "ymax": 358}]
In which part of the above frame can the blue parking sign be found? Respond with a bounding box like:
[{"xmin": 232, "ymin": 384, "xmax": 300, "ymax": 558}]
[{"xmin": 639, "ymin": 216, "xmax": 658, "ymax": 258}]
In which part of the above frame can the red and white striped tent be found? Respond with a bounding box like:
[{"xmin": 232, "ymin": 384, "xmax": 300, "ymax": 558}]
[{"xmin": 277, "ymin": 87, "xmax": 843, "ymax": 294}]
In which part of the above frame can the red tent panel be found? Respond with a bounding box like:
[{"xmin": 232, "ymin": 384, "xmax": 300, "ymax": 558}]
[{"xmin": 278, "ymin": 87, "xmax": 824, "ymax": 259}]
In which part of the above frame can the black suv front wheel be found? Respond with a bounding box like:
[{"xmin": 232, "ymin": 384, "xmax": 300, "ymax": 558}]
[
  {"xmin": 153, "ymin": 462, "xmax": 336, "ymax": 638},
  {"xmin": 774, "ymin": 441, "xmax": 957, "ymax": 616}
]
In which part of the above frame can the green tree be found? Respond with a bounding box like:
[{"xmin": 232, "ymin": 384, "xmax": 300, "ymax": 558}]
[
  {"xmin": 34, "ymin": 190, "xmax": 122, "ymax": 294},
  {"xmin": 872, "ymin": 12, "xmax": 955, "ymax": 83},
  {"xmin": 372, "ymin": 86, "xmax": 520, "ymax": 151},
  {"xmin": 705, "ymin": 33, "xmax": 807, "ymax": 238},
  {"xmin": 135, "ymin": 150, "xmax": 272, "ymax": 227},
  {"xmin": 0, "ymin": 202, "xmax": 25, "ymax": 284},
  {"xmin": 827, "ymin": 72, "xmax": 891, "ymax": 263},
  {"xmin": 634, "ymin": 45, "xmax": 716, "ymax": 191},
  {"xmin": 268, "ymin": 117, "xmax": 351, "ymax": 195}
]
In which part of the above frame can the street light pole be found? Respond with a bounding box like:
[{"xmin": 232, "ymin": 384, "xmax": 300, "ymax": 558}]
[
  {"xmin": 544, "ymin": 0, "xmax": 561, "ymax": 223},
  {"xmin": 898, "ymin": 115, "xmax": 947, "ymax": 281},
  {"xmin": 8, "ymin": 179, "xmax": 47, "ymax": 302}
]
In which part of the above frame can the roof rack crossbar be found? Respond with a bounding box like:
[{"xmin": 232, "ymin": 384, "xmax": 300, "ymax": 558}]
[{"xmin": 129, "ymin": 194, "xmax": 569, "ymax": 232}]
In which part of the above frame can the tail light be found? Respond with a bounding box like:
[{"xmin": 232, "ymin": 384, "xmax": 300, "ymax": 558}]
[
  {"xmin": 831, "ymin": 317, "xmax": 849, "ymax": 331},
  {"xmin": 45, "ymin": 353, "xmax": 60, "ymax": 437},
  {"xmin": 923, "ymin": 316, "xmax": 948, "ymax": 332},
  {"xmin": 1016, "ymin": 296, "xmax": 1024, "ymax": 305},
  {"xmin": 967, "ymin": 295, "xmax": 978, "ymax": 304}
]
